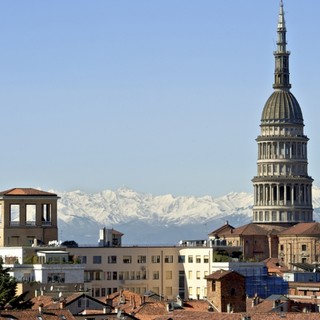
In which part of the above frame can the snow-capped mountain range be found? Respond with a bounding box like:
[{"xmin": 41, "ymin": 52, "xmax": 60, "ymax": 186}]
[{"xmin": 55, "ymin": 186, "xmax": 320, "ymax": 246}]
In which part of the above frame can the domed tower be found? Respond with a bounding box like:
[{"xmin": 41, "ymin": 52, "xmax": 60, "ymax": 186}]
[{"xmin": 252, "ymin": 1, "xmax": 313, "ymax": 224}]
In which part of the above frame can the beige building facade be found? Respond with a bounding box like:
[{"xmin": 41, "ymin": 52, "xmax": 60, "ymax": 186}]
[
  {"xmin": 278, "ymin": 223, "xmax": 320, "ymax": 267},
  {"xmin": 68, "ymin": 244, "xmax": 231, "ymax": 300}
]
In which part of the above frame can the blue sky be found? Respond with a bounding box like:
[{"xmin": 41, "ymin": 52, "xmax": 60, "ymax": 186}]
[{"xmin": 0, "ymin": 1, "xmax": 319, "ymax": 197}]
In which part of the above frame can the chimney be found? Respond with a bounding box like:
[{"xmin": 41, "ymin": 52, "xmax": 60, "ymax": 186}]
[{"xmin": 59, "ymin": 299, "xmax": 66, "ymax": 309}]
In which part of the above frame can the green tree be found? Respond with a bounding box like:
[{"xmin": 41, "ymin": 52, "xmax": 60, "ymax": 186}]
[{"xmin": 0, "ymin": 263, "xmax": 33, "ymax": 309}]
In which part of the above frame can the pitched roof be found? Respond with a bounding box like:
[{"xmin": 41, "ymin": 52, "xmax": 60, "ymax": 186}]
[
  {"xmin": 65, "ymin": 293, "xmax": 107, "ymax": 307},
  {"xmin": 263, "ymin": 257, "xmax": 289, "ymax": 274},
  {"xmin": 230, "ymin": 223, "xmax": 287, "ymax": 236},
  {"xmin": 155, "ymin": 312, "xmax": 320, "ymax": 320},
  {"xmin": 205, "ymin": 269, "xmax": 244, "ymax": 280},
  {"xmin": 279, "ymin": 222, "xmax": 320, "ymax": 236},
  {"xmin": 32, "ymin": 293, "xmax": 108, "ymax": 311},
  {"xmin": 0, "ymin": 309, "xmax": 75, "ymax": 320},
  {"xmin": 0, "ymin": 188, "xmax": 57, "ymax": 197},
  {"xmin": 208, "ymin": 222, "xmax": 235, "ymax": 237}
]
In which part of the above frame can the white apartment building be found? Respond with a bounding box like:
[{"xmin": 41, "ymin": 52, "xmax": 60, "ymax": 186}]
[
  {"xmin": 0, "ymin": 230, "xmax": 241, "ymax": 301},
  {"xmin": 0, "ymin": 246, "xmax": 84, "ymax": 298},
  {"xmin": 68, "ymin": 238, "xmax": 240, "ymax": 300}
]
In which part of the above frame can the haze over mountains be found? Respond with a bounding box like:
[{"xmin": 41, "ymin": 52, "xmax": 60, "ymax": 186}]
[{"xmin": 55, "ymin": 186, "xmax": 320, "ymax": 246}]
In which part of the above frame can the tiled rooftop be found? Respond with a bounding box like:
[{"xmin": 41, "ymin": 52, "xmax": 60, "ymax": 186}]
[
  {"xmin": 0, "ymin": 187, "xmax": 57, "ymax": 196},
  {"xmin": 0, "ymin": 309, "xmax": 75, "ymax": 320},
  {"xmin": 279, "ymin": 222, "xmax": 320, "ymax": 236},
  {"xmin": 205, "ymin": 269, "xmax": 244, "ymax": 280}
]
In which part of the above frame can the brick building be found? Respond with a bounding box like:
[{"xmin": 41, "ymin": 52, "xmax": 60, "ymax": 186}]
[{"xmin": 205, "ymin": 269, "xmax": 246, "ymax": 313}]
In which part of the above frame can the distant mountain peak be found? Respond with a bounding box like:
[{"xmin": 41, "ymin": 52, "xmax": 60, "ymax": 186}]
[{"xmin": 55, "ymin": 186, "xmax": 320, "ymax": 245}]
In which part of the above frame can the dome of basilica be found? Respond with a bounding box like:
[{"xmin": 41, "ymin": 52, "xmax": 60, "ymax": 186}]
[{"xmin": 261, "ymin": 90, "xmax": 303, "ymax": 125}]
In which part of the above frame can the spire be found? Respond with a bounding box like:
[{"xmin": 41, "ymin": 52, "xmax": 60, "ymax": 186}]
[{"xmin": 273, "ymin": 0, "xmax": 291, "ymax": 90}]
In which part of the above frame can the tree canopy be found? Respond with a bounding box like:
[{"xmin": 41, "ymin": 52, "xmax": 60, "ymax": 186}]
[{"xmin": 0, "ymin": 262, "xmax": 33, "ymax": 309}]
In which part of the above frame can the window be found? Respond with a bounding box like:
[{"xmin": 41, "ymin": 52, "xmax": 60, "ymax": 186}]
[
  {"xmin": 265, "ymin": 211, "xmax": 270, "ymax": 221},
  {"xmin": 188, "ymin": 270, "xmax": 192, "ymax": 279},
  {"xmin": 188, "ymin": 255, "xmax": 193, "ymax": 263},
  {"xmin": 196, "ymin": 271, "xmax": 200, "ymax": 279},
  {"xmin": 112, "ymin": 272, "xmax": 117, "ymax": 280},
  {"xmin": 41, "ymin": 203, "xmax": 51, "ymax": 224},
  {"xmin": 118, "ymin": 272, "xmax": 124, "ymax": 280},
  {"xmin": 10, "ymin": 236, "xmax": 20, "ymax": 246},
  {"xmin": 212, "ymin": 281, "xmax": 216, "ymax": 291},
  {"xmin": 204, "ymin": 255, "xmax": 209, "ymax": 263},
  {"xmin": 196, "ymin": 255, "xmax": 201, "ymax": 263},
  {"xmin": 189, "ymin": 287, "xmax": 193, "ymax": 295},
  {"xmin": 153, "ymin": 271, "xmax": 159, "ymax": 280},
  {"xmin": 10, "ymin": 204, "xmax": 20, "ymax": 225},
  {"xmin": 108, "ymin": 256, "xmax": 117, "ymax": 264},
  {"xmin": 81, "ymin": 256, "xmax": 87, "ymax": 264},
  {"xmin": 152, "ymin": 255, "xmax": 160, "ymax": 263},
  {"xmin": 302, "ymin": 244, "xmax": 307, "ymax": 251},
  {"xmin": 106, "ymin": 272, "xmax": 111, "ymax": 280},
  {"xmin": 165, "ymin": 287, "xmax": 172, "ymax": 296},
  {"xmin": 164, "ymin": 255, "xmax": 173, "ymax": 263},
  {"xmin": 26, "ymin": 204, "xmax": 36, "ymax": 225},
  {"xmin": 137, "ymin": 255, "xmax": 146, "ymax": 263},
  {"xmin": 165, "ymin": 271, "xmax": 172, "ymax": 280},
  {"xmin": 178, "ymin": 255, "xmax": 185, "ymax": 263},
  {"xmin": 93, "ymin": 256, "xmax": 102, "ymax": 264},
  {"xmin": 280, "ymin": 245, "xmax": 284, "ymax": 251},
  {"xmin": 47, "ymin": 273, "xmax": 65, "ymax": 283},
  {"xmin": 101, "ymin": 288, "xmax": 106, "ymax": 296},
  {"xmin": 123, "ymin": 256, "xmax": 132, "ymax": 263},
  {"xmin": 95, "ymin": 288, "xmax": 100, "ymax": 297}
]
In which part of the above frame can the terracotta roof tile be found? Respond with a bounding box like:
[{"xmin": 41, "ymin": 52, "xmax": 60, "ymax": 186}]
[
  {"xmin": 205, "ymin": 269, "xmax": 244, "ymax": 280},
  {"xmin": 264, "ymin": 257, "xmax": 289, "ymax": 274},
  {"xmin": 154, "ymin": 312, "xmax": 320, "ymax": 320},
  {"xmin": 0, "ymin": 188, "xmax": 57, "ymax": 196},
  {"xmin": 0, "ymin": 309, "xmax": 75, "ymax": 319},
  {"xmin": 279, "ymin": 222, "xmax": 320, "ymax": 236},
  {"xmin": 230, "ymin": 223, "xmax": 287, "ymax": 236}
]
